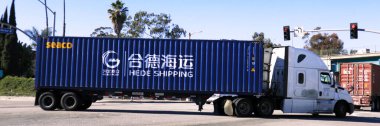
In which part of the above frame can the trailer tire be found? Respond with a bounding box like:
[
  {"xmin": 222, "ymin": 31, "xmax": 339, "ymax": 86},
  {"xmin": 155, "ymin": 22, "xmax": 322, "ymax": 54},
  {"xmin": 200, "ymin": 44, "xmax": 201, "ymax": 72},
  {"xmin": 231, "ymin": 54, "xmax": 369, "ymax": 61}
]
[
  {"xmin": 61, "ymin": 92, "xmax": 82, "ymax": 111},
  {"xmin": 38, "ymin": 92, "xmax": 58, "ymax": 110},
  {"xmin": 233, "ymin": 98, "xmax": 253, "ymax": 117},
  {"xmin": 334, "ymin": 101, "xmax": 347, "ymax": 118},
  {"xmin": 254, "ymin": 99, "xmax": 274, "ymax": 117},
  {"xmin": 223, "ymin": 99, "xmax": 234, "ymax": 116}
]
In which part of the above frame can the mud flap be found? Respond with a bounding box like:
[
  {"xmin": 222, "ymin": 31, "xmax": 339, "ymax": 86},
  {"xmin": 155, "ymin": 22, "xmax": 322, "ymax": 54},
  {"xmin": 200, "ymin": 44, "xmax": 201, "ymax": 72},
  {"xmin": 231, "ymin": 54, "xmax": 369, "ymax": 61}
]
[{"xmin": 348, "ymin": 103, "xmax": 355, "ymax": 114}]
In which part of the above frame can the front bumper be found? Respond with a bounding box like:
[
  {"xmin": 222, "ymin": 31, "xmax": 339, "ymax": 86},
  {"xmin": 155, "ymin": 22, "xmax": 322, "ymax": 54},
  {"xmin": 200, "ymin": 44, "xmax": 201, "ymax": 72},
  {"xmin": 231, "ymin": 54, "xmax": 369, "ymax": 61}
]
[{"xmin": 348, "ymin": 103, "xmax": 355, "ymax": 114}]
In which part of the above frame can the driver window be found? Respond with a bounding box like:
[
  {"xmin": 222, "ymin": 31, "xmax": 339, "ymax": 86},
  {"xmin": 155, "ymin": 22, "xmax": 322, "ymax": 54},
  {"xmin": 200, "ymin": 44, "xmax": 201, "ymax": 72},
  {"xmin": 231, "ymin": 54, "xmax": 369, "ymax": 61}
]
[{"xmin": 320, "ymin": 72, "xmax": 331, "ymax": 84}]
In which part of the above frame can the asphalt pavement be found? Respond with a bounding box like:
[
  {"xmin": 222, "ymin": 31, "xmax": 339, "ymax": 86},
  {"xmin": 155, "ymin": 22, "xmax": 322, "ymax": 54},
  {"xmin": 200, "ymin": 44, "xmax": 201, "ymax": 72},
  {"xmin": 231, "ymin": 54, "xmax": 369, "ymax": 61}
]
[{"xmin": 0, "ymin": 96, "xmax": 380, "ymax": 126}]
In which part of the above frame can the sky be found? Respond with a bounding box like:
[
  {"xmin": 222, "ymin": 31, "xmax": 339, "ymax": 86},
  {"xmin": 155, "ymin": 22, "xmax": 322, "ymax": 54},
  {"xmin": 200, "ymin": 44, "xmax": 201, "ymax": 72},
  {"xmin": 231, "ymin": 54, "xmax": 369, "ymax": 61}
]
[{"xmin": 1, "ymin": 0, "xmax": 380, "ymax": 52}]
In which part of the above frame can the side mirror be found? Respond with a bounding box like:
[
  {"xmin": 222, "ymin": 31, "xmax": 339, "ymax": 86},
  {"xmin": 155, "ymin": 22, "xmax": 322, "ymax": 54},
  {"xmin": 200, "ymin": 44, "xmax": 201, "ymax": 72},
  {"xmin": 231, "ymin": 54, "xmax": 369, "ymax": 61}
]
[{"xmin": 348, "ymin": 86, "xmax": 354, "ymax": 93}]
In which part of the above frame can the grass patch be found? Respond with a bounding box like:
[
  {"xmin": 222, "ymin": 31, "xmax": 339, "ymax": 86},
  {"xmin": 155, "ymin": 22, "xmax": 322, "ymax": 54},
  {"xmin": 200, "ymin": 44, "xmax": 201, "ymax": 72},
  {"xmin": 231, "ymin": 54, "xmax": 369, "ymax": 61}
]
[{"xmin": 0, "ymin": 76, "xmax": 35, "ymax": 96}]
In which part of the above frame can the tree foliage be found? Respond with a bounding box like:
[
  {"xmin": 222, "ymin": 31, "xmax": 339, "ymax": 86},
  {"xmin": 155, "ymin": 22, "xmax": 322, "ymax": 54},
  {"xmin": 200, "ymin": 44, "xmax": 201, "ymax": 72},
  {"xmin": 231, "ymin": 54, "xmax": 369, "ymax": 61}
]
[
  {"xmin": 108, "ymin": 0, "xmax": 128, "ymax": 38},
  {"xmin": 252, "ymin": 32, "xmax": 280, "ymax": 48},
  {"xmin": 304, "ymin": 33, "xmax": 344, "ymax": 55},
  {"xmin": 25, "ymin": 27, "xmax": 52, "ymax": 48},
  {"xmin": 92, "ymin": 9, "xmax": 187, "ymax": 39},
  {"xmin": 0, "ymin": 0, "xmax": 34, "ymax": 77},
  {"xmin": 90, "ymin": 27, "xmax": 115, "ymax": 37},
  {"xmin": 125, "ymin": 11, "xmax": 186, "ymax": 39},
  {"xmin": 9, "ymin": 0, "xmax": 16, "ymax": 27}
]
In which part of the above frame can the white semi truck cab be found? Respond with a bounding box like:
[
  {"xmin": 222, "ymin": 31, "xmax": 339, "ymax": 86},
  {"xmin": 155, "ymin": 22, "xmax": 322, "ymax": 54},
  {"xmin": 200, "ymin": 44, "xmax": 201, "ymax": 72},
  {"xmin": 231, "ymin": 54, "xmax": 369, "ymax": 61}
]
[{"xmin": 209, "ymin": 46, "xmax": 354, "ymax": 117}]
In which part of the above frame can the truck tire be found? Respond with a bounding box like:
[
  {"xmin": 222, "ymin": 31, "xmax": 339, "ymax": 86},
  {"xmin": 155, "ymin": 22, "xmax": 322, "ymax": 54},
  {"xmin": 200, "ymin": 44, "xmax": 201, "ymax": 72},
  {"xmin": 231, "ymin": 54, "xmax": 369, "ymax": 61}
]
[
  {"xmin": 233, "ymin": 98, "xmax": 253, "ymax": 117},
  {"xmin": 254, "ymin": 99, "xmax": 274, "ymax": 117},
  {"xmin": 38, "ymin": 92, "xmax": 58, "ymax": 110},
  {"xmin": 223, "ymin": 99, "xmax": 234, "ymax": 116},
  {"xmin": 213, "ymin": 99, "xmax": 225, "ymax": 115},
  {"xmin": 60, "ymin": 92, "xmax": 82, "ymax": 111},
  {"xmin": 334, "ymin": 101, "xmax": 347, "ymax": 118}
]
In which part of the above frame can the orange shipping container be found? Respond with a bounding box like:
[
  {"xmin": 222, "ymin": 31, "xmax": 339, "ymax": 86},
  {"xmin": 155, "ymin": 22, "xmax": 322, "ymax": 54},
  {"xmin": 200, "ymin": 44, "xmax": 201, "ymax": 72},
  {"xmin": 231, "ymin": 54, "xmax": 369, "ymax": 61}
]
[{"xmin": 340, "ymin": 63, "xmax": 380, "ymax": 110}]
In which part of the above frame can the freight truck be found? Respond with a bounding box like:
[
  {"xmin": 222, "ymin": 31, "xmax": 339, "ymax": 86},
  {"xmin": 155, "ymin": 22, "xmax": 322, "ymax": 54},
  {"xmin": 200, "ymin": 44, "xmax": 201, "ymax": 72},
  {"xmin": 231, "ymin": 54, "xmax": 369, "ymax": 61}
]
[
  {"xmin": 339, "ymin": 63, "xmax": 380, "ymax": 111},
  {"xmin": 35, "ymin": 37, "xmax": 354, "ymax": 117}
]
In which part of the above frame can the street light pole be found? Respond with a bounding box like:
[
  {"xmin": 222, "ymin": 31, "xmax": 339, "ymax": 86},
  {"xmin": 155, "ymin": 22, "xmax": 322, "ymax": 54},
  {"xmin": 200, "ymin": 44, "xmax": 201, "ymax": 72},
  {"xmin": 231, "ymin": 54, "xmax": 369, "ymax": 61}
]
[
  {"xmin": 189, "ymin": 31, "xmax": 203, "ymax": 39},
  {"xmin": 53, "ymin": 12, "xmax": 56, "ymax": 36},
  {"xmin": 38, "ymin": 0, "xmax": 56, "ymax": 36},
  {"xmin": 44, "ymin": 0, "xmax": 48, "ymax": 34},
  {"xmin": 63, "ymin": 0, "xmax": 66, "ymax": 37}
]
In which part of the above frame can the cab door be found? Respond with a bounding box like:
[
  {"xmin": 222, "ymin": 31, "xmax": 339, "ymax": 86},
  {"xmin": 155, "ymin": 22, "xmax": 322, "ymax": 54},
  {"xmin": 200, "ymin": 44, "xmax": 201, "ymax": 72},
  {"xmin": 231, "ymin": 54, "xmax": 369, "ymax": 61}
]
[{"xmin": 317, "ymin": 72, "xmax": 335, "ymax": 112}]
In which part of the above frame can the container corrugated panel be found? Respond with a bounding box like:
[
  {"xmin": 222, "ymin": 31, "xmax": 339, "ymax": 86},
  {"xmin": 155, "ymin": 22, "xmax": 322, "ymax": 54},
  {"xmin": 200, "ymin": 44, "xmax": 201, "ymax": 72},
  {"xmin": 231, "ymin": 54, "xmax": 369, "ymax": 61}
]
[
  {"xmin": 340, "ymin": 63, "xmax": 380, "ymax": 96},
  {"xmin": 35, "ymin": 37, "xmax": 263, "ymax": 95}
]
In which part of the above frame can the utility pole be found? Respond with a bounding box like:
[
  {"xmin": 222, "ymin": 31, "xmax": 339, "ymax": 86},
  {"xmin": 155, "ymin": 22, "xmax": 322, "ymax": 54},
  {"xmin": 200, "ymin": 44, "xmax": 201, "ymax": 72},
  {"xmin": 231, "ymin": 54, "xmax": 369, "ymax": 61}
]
[
  {"xmin": 38, "ymin": 0, "xmax": 56, "ymax": 36},
  {"xmin": 63, "ymin": 0, "xmax": 66, "ymax": 37},
  {"xmin": 44, "ymin": 0, "xmax": 48, "ymax": 34}
]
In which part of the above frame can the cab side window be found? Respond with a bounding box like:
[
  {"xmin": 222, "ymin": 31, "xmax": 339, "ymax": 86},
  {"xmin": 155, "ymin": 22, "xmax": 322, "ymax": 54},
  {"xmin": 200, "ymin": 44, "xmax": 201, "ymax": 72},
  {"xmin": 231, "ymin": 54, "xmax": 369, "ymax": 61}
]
[
  {"xmin": 298, "ymin": 73, "xmax": 304, "ymax": 84},
  {"xmin": 320, "ymin": 73, "xmax": 331, "ymax": 84}
]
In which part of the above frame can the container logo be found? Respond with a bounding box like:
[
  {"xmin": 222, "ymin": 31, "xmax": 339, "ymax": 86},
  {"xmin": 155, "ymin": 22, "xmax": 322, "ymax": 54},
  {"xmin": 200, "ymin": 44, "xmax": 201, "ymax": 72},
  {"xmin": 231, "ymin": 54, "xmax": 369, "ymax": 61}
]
[
  {"xmin": 127, "ymin": 53, "xmax": 194, "ymax": 78},
  {"xmin": 102, "ymin": 50, "xmax": 120, "ymax": 76}
]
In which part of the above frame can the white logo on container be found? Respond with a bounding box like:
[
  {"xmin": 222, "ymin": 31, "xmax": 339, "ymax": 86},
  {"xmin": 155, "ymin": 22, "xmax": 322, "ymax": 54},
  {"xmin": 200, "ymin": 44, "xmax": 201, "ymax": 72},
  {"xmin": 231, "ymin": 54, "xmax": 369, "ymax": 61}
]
[
  {"xmin": 102, "ymin": 51, "xmax": 120, "ymax": 69},
  {"xmin": 102, "ymin": 50, "xmax": 120, "ymax": 76}
]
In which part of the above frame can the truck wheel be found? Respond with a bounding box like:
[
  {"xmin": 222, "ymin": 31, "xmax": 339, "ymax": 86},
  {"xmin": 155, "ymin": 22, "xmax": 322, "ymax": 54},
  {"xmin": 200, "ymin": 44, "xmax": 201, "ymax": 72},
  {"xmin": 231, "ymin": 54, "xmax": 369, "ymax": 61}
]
[
  {"xmin": 334, "ymin": 102, "xmax": 347, "ymax": 118},
  {"xmin": 38, "ymin": 92, "xmax": 58, "ymax": 110},
  {"xmin": 254, "ymin": 99, "xmax": 274, "ymax": 117},
  {"xmin": 233, "ymin": 98, "xmax": 253, "ymax": 117},
  {"xmin": 213, "ymin": 99, "xmax": 225, "ymax": 115},
  {"xmin": 60, "ymin": 92, "xmax": 82, "ymax": 111},
  {"xmin": 223, "ymin": 99, "xmax": 234, "ymax": 116},
  {"xmin": 77, "ymin": 96, "xmax": 92, "ymax": 111}
]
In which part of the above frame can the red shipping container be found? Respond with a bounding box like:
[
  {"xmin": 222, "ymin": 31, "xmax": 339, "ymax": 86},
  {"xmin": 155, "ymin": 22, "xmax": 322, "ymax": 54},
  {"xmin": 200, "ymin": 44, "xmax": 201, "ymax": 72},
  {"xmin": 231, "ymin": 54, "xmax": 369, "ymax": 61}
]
[{"xmin": 340, "ymin": 63, "xmax": 380, "ymax": 109}]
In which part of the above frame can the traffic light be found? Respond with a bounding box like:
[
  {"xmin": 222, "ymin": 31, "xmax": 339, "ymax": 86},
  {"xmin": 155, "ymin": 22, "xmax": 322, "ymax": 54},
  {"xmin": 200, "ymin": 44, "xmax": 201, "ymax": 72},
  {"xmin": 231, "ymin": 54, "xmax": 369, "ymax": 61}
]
[
  {"xmin": 283, "ymin": 26, "xmax": 290, "ymax": 41},
  {"xmin": 350, "ymin": 23, "xmax": 358, "ymax": 39}
]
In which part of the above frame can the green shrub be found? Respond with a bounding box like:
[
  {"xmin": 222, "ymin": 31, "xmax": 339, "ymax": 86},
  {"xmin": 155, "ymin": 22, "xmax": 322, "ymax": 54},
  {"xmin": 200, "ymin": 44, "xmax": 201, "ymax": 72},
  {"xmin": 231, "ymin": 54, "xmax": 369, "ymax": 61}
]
[{"xmin": 0, "ymin": 76, "xmax": 35, "ymax": 96}]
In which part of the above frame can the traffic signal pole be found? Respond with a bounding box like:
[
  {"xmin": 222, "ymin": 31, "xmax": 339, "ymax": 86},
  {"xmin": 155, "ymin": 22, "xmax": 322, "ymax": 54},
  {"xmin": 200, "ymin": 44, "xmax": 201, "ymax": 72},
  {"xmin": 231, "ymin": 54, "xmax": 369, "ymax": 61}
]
[
  {"xmin": 0, "ymin": 22, "xmax": 35, "ymax": 41},
  {"xmin": 301, "ymin": 29, "xmax": 380, "ymax": 35},
  {"xmin": 285, "ymin": 23, "xmax": 380, "ymax": 40},
  {"xmin": 361, "ymin": 29, "xmax": 380, "ymax": 34}
]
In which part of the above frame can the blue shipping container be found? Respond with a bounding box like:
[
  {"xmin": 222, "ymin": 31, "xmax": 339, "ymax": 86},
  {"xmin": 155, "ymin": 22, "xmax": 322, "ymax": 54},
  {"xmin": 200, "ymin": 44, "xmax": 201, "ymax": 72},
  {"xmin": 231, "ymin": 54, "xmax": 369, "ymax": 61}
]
[{"xmin": 35, "ymin": 37, "xmax": 263, "ymax": 95}]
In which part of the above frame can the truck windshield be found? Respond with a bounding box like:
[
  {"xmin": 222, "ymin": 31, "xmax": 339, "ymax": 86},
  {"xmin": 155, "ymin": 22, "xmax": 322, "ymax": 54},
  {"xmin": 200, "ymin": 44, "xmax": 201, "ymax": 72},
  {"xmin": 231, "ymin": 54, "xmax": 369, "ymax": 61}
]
[{"xmin": 320, "ymin": 73, "xmax": 331, "ymax": 84}]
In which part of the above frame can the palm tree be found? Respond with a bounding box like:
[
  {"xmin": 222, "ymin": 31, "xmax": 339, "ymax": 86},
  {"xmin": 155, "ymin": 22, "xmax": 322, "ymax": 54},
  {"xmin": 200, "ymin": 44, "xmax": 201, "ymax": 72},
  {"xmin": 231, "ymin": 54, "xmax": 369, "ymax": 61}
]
[
  {"xmin": 108, "ymin": 0, "xmax": 128, "ymax": 38},
  {"xmin": 25, "ymin": 27, "xmax": 52, "ymax": 48}
]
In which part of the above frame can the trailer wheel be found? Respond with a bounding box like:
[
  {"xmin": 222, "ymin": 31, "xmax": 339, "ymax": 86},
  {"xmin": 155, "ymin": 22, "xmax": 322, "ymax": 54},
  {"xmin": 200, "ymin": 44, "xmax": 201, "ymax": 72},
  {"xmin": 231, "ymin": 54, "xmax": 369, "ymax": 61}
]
[
  {"xmin": 223, "ymin": 99, "xmax": 234, "ymax": 116},
  {"xmin": 233, "ymin": 98, "xmax": 253, "ymax": 117},
  {"xmin": 254, "ymin": 98, "xmax": 274, "ymax": 117},
  {"xmin": 60, "ymin": 92, "xmax": 82, "ymax": 111},
  {"xmin": 38, "ymin": 92, "xmax": 58, "ymax": 110},
  {"xmin": 334, "ymin": 101, "xmax": 347, "ymax": 118}
]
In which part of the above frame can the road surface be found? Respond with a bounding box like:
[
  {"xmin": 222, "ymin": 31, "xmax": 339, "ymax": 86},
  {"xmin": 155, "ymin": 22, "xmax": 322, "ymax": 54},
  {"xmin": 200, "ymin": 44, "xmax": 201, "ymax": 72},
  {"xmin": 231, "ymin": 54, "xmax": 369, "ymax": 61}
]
[{"xmin": 0, "ymin": 96, "xmax": 379, "ymax": 126}]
